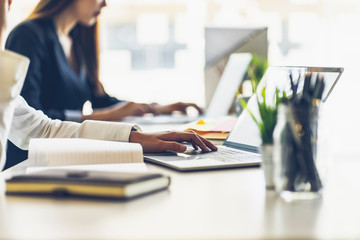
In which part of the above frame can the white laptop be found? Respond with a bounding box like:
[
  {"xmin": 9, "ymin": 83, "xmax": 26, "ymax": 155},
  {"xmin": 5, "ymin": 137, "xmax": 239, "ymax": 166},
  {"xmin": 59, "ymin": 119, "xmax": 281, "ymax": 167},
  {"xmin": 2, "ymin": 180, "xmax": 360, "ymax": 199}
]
[
  {"xmin": 144, "ymin": 66, "xmax": 344, "ymax": 171},
  {"xmin": 121, "ymin": 53, "xmax": 253, "ymax": 124}
]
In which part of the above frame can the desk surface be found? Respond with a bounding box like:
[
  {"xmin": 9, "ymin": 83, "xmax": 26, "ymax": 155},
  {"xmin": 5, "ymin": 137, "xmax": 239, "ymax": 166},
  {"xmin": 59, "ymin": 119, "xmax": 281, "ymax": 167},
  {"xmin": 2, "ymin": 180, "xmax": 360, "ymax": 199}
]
[{"xmin": 1, "ymin": 156, "xmax": 360, "ymax": 240}]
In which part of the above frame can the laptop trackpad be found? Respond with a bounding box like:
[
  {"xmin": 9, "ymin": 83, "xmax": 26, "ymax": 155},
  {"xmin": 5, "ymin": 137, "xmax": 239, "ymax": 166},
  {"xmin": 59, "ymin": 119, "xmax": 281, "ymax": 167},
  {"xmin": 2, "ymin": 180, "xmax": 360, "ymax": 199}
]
[{"xmin": 169, "ymin": 159, "xmax": 227, "ymax": 168}]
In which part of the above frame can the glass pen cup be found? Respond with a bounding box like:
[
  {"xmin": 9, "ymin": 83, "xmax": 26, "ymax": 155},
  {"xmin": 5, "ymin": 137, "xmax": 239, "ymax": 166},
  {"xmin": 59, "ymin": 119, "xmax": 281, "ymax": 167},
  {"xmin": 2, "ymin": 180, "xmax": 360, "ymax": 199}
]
[{"xmin": 273, "ymin": 102, "xmax": 323, "ymax": 201}]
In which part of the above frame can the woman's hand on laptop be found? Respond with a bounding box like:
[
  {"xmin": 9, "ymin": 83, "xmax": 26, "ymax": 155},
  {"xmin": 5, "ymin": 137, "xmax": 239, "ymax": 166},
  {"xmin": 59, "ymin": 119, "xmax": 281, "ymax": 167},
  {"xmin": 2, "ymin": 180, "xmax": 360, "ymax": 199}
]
[
  {"xmin": 149, "ymin": 102, "xmax": 204, "ymax": 115},
  {"xmin": 83, "ymin": 101, "xmax": 203, "ymax": 121},
  {"xmin": 83, "ymin": 102, "xmax": 154, "ymax": 121},
  {"xmin": 129, "ymin": 131, "xmax": 217, "ymax": 153}
]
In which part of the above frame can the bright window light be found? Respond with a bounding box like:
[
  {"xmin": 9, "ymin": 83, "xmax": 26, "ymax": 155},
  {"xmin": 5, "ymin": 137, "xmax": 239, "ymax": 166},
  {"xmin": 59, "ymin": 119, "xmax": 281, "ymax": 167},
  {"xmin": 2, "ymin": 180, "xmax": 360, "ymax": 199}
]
[{"xmin": 136, "ymin": 13, "xmax": 169, "ymax": 44}]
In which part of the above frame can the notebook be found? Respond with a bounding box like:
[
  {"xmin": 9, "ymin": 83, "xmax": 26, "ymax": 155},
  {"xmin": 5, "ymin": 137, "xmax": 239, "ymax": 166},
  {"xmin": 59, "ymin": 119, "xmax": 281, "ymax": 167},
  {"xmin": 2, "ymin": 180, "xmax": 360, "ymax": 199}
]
[
  {"xmin": 6, "ymin": 169, "xmax": 170, "ymax": 200},
  {"xmin": 121, "ymin": 53, "xmax": 253, "ymax": 124},
  {"xmin": 144, "ymin": 66, "xmax": 344, "ymax": 171}
]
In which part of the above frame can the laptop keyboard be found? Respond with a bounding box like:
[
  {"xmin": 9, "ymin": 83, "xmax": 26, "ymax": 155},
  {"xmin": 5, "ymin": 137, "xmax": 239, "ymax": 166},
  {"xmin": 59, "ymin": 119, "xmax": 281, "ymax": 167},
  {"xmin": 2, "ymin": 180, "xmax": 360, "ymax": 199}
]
[{"xmin": 180, "ymin": 145, "xmax": 260, "ymax": 163}]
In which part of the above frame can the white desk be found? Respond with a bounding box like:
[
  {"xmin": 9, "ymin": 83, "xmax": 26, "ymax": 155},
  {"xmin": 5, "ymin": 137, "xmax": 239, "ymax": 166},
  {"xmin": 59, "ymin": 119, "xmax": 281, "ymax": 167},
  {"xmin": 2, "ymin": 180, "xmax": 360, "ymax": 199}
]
[{"xmin": 1, "ymin": 155, "xmax": 360, "ymax": 239}]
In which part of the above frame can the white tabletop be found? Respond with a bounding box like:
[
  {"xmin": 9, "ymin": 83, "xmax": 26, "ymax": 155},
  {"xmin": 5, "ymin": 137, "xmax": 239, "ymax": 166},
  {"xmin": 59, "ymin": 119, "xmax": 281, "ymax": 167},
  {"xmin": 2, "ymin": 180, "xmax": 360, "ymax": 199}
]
[{"xmin": 1, "ymin": 155, "xmax": 360, "ymax": 240}]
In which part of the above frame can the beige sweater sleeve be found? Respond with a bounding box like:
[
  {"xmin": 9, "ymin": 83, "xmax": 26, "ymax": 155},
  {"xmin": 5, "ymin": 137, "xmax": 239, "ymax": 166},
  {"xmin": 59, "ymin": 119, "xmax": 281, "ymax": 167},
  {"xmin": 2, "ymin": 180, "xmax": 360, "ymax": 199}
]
[
  {"xmin": 0, "ymin": 50, "xmax": 30, "ymax": 170},
  {"xmin": 9, "ymin": 97, "xmax": 139, "ymax": 150}
]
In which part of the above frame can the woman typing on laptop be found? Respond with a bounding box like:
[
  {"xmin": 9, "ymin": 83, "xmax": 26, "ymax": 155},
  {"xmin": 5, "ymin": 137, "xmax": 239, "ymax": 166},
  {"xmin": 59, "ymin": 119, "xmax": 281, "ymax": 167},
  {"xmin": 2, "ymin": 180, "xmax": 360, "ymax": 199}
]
[
  {"xmin": 6, "ymin": 0, "xmax": 203, "ymax": 122},
  {"xmin": 5, "ymin": 0, "xmax": 204, "ymax": 165},
  {"xmin": 0, "ymin": 0, "xmax": 216, "ymax": 170}
]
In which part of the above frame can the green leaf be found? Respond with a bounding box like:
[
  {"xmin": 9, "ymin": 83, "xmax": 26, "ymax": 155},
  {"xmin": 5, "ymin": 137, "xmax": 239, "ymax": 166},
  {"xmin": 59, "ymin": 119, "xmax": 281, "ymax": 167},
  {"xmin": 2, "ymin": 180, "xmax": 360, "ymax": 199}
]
[{"xmin": 239, "ymin": 85, "xmax": 288, "ymax": 144}]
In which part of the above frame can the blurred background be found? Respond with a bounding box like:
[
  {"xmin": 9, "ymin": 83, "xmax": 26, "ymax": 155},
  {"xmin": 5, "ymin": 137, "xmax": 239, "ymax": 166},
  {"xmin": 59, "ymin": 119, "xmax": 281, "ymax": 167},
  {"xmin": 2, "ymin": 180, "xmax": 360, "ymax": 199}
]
[{"xmin": 6, "ymin": 0, "xmax": 360, "ymax": 158}]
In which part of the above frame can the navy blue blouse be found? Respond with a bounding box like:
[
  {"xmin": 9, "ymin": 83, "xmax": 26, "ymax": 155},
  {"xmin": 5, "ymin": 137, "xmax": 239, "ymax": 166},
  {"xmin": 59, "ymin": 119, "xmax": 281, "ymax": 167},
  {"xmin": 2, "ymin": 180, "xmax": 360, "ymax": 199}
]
[
  {"xmin": 6, "ymin": 18, "xmax": 122, "ymax": 121},
  {"xmin": 4, "ymin": 18, "xmax": 123, "ymax": 169}
]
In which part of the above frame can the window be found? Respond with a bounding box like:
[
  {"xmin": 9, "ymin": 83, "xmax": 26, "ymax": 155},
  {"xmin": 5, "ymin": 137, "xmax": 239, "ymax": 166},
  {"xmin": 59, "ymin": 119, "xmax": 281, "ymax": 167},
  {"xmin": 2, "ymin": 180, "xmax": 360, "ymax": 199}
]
[{"xmin": 7, "ymin": 0, "xmax": 359, "ymax": 156}]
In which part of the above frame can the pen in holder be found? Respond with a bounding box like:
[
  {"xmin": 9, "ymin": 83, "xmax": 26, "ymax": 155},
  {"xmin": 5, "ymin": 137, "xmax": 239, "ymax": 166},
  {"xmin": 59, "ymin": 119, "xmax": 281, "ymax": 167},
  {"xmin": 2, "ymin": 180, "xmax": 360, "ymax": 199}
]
[{"xmin": 273, "ymin": 72, "xmax": 324, "ymax": 201}]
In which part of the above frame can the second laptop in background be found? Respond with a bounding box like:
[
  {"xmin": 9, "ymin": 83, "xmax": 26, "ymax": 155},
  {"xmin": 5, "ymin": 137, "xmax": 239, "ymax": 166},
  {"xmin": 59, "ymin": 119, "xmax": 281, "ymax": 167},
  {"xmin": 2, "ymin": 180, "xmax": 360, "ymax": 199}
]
[{"xmin": 121, "ymin": 53, "xmax": 253, "ymax": 125}]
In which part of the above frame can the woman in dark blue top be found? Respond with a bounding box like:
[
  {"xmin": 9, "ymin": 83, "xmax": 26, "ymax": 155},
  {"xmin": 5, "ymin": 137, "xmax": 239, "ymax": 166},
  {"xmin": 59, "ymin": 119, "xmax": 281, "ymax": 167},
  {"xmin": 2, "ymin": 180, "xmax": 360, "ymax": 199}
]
[
  {"xmin": 5, "ymin": 0, "xmax": 203, "ymax": 168},
  {"xmin": 6, "ymin": 17, "xmax": 123, "ymax": 121}
]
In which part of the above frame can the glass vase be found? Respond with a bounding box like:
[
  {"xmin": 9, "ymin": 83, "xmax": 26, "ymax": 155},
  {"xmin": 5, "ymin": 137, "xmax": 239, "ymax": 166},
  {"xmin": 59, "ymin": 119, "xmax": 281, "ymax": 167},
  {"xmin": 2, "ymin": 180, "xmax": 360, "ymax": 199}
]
[
  {"xmin": 273, "ymin": 103, "xmax": 322, "ymax": 201},
  {"xmin": 260, "ymin": 144, "xmax": 275, "ymax": 190}
]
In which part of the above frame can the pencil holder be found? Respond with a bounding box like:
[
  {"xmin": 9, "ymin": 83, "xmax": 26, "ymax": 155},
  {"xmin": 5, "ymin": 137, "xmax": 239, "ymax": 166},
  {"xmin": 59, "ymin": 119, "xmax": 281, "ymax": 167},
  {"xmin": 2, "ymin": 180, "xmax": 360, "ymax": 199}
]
[{"xmin": 273, "ymin": 102, "xmax": 322, "ymax": 201}]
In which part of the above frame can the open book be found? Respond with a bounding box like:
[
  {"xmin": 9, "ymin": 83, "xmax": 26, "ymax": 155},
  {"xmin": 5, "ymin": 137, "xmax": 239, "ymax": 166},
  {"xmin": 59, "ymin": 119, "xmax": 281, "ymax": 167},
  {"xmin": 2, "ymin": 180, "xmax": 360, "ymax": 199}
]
[{"xmin": 28, "ymin": 138, "xmax": 144, "ymax": 167}]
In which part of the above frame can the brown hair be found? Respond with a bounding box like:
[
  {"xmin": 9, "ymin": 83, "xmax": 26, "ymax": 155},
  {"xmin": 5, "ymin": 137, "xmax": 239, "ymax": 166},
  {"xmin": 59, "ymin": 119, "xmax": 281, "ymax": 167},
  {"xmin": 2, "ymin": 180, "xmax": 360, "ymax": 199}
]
[{"xmin": 27, "ymin": 0, "xmax": 104, "ymax": 95}]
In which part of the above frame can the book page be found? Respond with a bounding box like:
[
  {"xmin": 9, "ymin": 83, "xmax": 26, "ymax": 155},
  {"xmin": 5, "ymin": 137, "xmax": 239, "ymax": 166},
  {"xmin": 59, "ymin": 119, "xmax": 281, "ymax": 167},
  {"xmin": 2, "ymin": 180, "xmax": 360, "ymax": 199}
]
[
  {"xmin": 26, "ymin": 163, "xmax": 148, "ymax": 174},
  {"xmin": 28, "ymin": 138, "xmax": 143, "ymax": 167}
]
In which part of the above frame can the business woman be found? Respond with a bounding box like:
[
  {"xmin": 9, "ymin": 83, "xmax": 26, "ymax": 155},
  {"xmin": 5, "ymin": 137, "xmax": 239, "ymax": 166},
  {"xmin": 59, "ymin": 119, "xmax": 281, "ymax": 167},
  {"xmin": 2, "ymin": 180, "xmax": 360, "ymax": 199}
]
[
  {"xmin": 5, "ymin": 0, "xmax": 206, "ymax": 166},
  {"xmin": 6, "ymin": 0, "xmax": 202, "ymax": 122},
  {"xmin": 0, "ymin": 0, "xmax": 216, "ymax": 170}
]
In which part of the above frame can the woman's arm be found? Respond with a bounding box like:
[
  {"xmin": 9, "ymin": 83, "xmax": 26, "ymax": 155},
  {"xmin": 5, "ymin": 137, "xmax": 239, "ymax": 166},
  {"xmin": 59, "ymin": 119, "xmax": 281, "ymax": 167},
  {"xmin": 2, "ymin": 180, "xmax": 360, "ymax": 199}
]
[
  {"xmin": 9, "ymin": 97, "xmax": 135, "ymax": 150},
  {"xmin": 83, "ymin": 101, "xmax": 154, "ymax": 121},
  {"xmin": 150, "ymin": 102, "xmax": 204, "ymax": 115},
  {"xmin": 9, "ymin": 97, "xmax": 217, "ymax": 153}
]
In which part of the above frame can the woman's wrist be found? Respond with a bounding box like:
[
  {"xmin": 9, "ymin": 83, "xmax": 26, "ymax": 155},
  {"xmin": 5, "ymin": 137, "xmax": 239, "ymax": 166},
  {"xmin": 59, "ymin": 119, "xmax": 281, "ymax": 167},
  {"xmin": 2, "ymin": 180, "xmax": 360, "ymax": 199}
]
[
  {"xmin": 82, "ymin": 108, "xmax": 113, "ymax": 121},
  {"xmin": 129, "ymin": 131, "xmax": 142, "ymax": 143},
  {"xmin": 149, "ymin": 103, "xmax": 164, "ymax": 114}
]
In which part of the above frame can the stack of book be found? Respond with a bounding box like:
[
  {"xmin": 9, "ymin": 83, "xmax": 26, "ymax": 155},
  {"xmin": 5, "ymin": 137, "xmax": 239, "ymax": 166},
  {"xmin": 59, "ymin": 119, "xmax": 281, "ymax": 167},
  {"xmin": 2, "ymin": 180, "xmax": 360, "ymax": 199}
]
[{"xmin": 5, "ymin": 138, "xmax": 171, "ymax": 200}]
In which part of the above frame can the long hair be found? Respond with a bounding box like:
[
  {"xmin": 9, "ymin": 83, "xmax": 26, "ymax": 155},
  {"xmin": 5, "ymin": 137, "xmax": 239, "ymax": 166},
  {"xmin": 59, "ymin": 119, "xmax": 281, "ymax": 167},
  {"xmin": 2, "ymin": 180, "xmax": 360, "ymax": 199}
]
[{"xmin": 27, "ymin": 0, "xmax": 104, "ymax": 96}]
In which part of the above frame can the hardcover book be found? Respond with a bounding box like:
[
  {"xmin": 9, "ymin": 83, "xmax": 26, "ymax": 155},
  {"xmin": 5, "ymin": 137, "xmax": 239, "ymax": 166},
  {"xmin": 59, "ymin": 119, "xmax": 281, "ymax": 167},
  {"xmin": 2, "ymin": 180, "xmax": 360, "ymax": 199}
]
[{"xmin": 6, "ymin": 169, "xmax": 170, "ymax": 200}]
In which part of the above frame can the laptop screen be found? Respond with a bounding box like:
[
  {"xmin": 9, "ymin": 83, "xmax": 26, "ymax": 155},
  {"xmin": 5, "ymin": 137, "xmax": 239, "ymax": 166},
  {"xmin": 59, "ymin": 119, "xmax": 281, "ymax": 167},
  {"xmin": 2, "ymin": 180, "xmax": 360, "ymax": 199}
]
[
  {"xmin": 224, "ymin": 66, "xmax": 344, "ymax": 151},
  {"xmin": 206, "ymin": 53, "xmax": 252, "ymax": 118}
]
